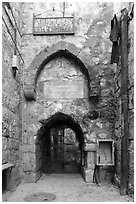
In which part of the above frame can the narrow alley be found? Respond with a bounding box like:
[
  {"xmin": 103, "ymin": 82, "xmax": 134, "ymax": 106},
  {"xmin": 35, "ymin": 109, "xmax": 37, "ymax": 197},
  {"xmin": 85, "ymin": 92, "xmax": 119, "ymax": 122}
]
[
  {"xmin": 2, "ymin": 2, "xmax": 134, "ymax": 202},
  {"xmin": 3, "ymin": 174, "xmax": 133, "ymax": 202}
]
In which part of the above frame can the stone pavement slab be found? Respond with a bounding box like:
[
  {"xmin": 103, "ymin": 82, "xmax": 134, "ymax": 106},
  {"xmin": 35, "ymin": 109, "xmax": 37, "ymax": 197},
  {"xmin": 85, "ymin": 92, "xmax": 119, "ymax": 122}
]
[{"xmin": 3, "ymin": 174, "xmax": 134, "ymax": 202}]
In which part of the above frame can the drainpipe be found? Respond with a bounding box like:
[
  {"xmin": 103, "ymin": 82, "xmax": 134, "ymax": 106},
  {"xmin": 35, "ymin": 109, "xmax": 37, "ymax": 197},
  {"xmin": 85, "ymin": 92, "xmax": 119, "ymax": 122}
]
[
  {"xmin": 14, "ymin": 28, "xmax": 17, "ymax": 55},
  {"xmin": 120, "ymin": 8, "xmax": 129, "ymax": 195}
]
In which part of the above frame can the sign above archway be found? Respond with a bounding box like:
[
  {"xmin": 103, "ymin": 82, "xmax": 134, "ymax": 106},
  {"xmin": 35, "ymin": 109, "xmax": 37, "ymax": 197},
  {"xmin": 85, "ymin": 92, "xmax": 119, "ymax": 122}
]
[{"xmin": 33, "ymin": 15, "xmax": 75, "ymax": 35}]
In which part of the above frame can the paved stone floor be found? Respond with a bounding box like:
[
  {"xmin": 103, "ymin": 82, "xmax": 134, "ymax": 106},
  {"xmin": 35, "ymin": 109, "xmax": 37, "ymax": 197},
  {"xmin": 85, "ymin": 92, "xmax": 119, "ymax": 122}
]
[{"xmin": 3, "ymin": 174, "xmax": 134, "ymax": 202}]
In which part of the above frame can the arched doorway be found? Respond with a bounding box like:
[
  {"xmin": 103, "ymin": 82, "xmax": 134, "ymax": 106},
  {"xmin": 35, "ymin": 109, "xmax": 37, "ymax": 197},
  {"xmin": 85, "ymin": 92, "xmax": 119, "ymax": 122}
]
[
  {"xmin": 23, "ymin": 41, "xmax": 98, "ymax": 101},
  {"xmin": 23, "ymin": 41, "xmax": 98, "ymax": 183},
  {"xmin": 37, "ymin": 112, "xmax": 84, "ymax": 175}
]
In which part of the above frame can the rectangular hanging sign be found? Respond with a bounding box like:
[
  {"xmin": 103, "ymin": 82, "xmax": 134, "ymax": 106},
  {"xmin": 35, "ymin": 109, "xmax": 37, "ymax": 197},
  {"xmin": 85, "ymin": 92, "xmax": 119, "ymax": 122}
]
[{"xmin": 33, "ymin": 15, "xmax": 75, "ymax": 35}]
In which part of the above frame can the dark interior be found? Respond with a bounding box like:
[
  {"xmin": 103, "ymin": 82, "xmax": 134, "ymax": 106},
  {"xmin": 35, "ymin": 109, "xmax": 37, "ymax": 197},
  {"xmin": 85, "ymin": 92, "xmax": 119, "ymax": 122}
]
[{"xmin": 37, "ymin": 112, "xmax": 84, "ymax": 174}]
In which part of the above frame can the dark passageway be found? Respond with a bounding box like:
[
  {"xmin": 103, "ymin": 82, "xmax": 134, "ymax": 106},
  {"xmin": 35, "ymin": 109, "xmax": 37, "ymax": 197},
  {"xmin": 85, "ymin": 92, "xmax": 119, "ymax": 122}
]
[
  {"xmin": 37, "ymin": 112, "xmax": 84, "ymax": 175},
  {"xmin": 43, "ymin": 126, "xmax": 81, "ymax": 174}
]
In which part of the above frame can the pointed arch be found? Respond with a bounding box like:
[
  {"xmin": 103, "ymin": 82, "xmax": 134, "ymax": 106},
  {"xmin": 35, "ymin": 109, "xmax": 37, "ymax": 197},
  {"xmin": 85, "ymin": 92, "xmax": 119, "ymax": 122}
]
[
  {"xmin": 24, "ymin": 41, "xmax": 96, "ymax": 101},
  {"xmin": 38, "ymin": 111, "xmax": 84, "ymax": 149}
]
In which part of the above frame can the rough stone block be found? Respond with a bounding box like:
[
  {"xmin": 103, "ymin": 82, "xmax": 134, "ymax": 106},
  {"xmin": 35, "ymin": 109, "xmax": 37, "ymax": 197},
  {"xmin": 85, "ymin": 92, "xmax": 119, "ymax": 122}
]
[
  {"xmin": 8, "ymin": 139, "xmax": 19, "ymax": 150},
  {"xmin": 128, "ymin": 49, "xmax": 134, "ymax": 64},
  {"xmin": 129, "ymin": 128, "xmax": 134, "ymax": 140},
  {"xmin": 87, "ymin": 152, "xmax": 96, "ymax": 168},
  {"xmin": 115, "ymin": 121, "xmax": 121, "ymax": 129},
  {"xmin": 2, "ymin": 137, "xmax": 7, "ymax": 150},
  {"xmin": 8, "ymin": 166, "xmax": 21, "ymax": 190},
  {"xmin": 22, "ymin": 172, "xmax": 36, "ymax": 183},
  {"xmin": 7, "ymin": 149, "xmax": 20, "ymax": 163},
  {"xmin": 116, "ymin": 162, "xmax": 121, "ymax": 176},
  {"xmin": 128, "ymin": 183, "xmax": 134, "ymax": 195},
  {"xmin": 22, "ymin": 152, "xmax": 36, "ymax": 171},
  {"xmin": 128, "ymin": 111, "xmax": 134, "ymax": 139},
  {"xmin": 77, "ymin": 51, "xmax": 93, "ymax": 69},
  {"xmin": 67, "ymin": 43, "xmax": 81, "ymax": 56},
  {"xmin": 115, "ymin": 140, "xmax": 121, "ymax": 152},
  {"xmin": 83, "ymin": 168, "xmax": 94, "ymax": 183},
  {"xmin": 22, "ymin": 144, "xmax": 36, "ymax": 153},
  {"xmin": 24, "ymin": 84, "xmax": 36, "ymax": 101},
  {"xmin": 41, "ymin": 41, "xmax": 66, "ymax": 61},
  {"xmin": 114, "ymin": 174, "xmax": 120, "ymax": 187},
  {"xmin": 128, "ymin": 86, "xmax": 134, "ymax": 110},
  {"xmin": 128, "ymin": 60, "xmax": 134, "ymax": 76},
  {"xmin": 2, "ymin": 150, "xmax": 8, "ymax": 164},
  {"xmin": 99, "ymin": 169, "xmax": 106, "ymax": 182},
  {"xmin": 98, "ymin": 133, "xmax": 107, "ymax": 139},
  {"xmin": 87, "ymin": 131, "xmax": 97, "ymax": 142}
]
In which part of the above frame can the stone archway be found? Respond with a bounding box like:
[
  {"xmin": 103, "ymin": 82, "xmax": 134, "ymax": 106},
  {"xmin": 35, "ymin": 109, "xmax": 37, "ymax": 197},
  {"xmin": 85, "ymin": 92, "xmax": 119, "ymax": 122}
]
[
  {"xmin": 36, "ymin": 112, "xmax": 85, "ymax": 176},
  {"xmin": 22, "ymin": 41, "xmax": 100, "ymax": 183},
  {"xmin": 23, "ymin": 41, "xmax": 100, "ymax": 101}
]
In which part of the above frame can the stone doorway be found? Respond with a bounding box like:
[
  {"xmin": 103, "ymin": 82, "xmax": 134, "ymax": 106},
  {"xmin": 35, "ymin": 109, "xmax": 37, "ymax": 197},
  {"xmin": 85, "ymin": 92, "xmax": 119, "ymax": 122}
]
[
  {"xmin": 43, "ymin": 126, "xmax": 81, "ymax": 174},
  {"xmin": 22, "ymin": 42, "xmax": 100, "ymax": 183},
  {"xmin": 37, "ymin": 112, "xmax": 84, "ymax": 177}
]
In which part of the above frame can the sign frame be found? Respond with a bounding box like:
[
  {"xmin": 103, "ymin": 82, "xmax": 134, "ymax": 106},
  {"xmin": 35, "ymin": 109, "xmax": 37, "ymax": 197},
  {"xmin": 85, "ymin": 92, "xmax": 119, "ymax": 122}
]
[
  {"xmin": 44, "ymin": 79, "xmax": 86, "ymax": 99},
  {"xmin": 96, "ymin": 139, "xmax": 115, "ymax": 166},
  {"xmin": 33, "ymin": 14, "xmax": 75, "ymax": 35}
]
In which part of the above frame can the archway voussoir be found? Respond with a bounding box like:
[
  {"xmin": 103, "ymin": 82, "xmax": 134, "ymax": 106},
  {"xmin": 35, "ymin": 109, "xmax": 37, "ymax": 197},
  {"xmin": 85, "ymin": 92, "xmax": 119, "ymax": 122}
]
[
  {"xmin": 38, "ymin": 109, "xmax": 57, "ymax": 124},
  {"xmin": 56, "ymin": 40, "xmax": 68, "ymax": 50},
  {"xmin": 29, "ymin": 49, "xmax": 48, "ymax": 71},
  {"xmin": 43, "ymin": 46, "xmax": 58, "ymax": 58},
  {"xmin": 77, "ymin": 51, "xmax": 93, "ymax": 69},
  {"xmin": 67, "ymin": 43, "xmax": 81, "ymax": 56},
  {"xmin": 46, "ymin": 41, "xmax": 68, "ymax": 58}
]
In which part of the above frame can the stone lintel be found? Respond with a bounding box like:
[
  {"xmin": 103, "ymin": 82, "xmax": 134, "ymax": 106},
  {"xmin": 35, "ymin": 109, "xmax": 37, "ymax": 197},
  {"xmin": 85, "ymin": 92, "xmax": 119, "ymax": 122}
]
[{"xmin": 83, "ymin": 143, "xmax": 96, "ymax": 152}]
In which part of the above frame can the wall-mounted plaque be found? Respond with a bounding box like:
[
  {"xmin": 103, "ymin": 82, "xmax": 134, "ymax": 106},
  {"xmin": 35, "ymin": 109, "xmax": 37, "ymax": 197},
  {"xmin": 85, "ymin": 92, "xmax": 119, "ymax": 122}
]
[
  {"xmin": 33, "ymin": 15, "xmax": 75, "ymax": 35},
  {"xmin": 44, "ymin": 79, "xmax": 85, "ymax": 99}
]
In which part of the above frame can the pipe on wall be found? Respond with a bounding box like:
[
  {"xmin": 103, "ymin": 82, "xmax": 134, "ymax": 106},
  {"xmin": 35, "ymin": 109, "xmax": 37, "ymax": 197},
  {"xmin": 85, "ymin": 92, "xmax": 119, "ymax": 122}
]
[{"xmin": 120, "ymin": 8, "xmax": 129, "ymax": 196}]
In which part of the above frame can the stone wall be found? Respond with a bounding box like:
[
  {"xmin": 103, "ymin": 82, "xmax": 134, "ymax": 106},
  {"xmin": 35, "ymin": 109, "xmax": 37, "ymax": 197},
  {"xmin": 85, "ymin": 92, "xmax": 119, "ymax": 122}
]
[
  {"xmin": 20, "ymin": 2, "xmax": 116, "ymax": 183},
  {"xmin": 114, "ymin": 2, "xmax": 134, "ymax": 196},
  {"xmin": 2, "ymin": 3, "xmax": 23, "ymax": 191},
  {"xmin": 127, "ymin": 3, "xmax": 134, "ymax": 195}
]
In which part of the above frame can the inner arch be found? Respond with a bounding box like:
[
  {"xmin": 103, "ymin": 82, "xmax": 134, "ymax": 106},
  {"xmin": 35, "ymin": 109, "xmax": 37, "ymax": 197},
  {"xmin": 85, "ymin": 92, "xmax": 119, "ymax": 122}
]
[
  {"xmin": 37, "ymin": 112, "xmax": 84, "ymax": 175},
  {"xmin": 42, "ymin": 112, "xmax": 84, "ymax": 148},
  {"xmin": 34, "ymin": 49, "xmax": 90, "ymax": 90}
]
